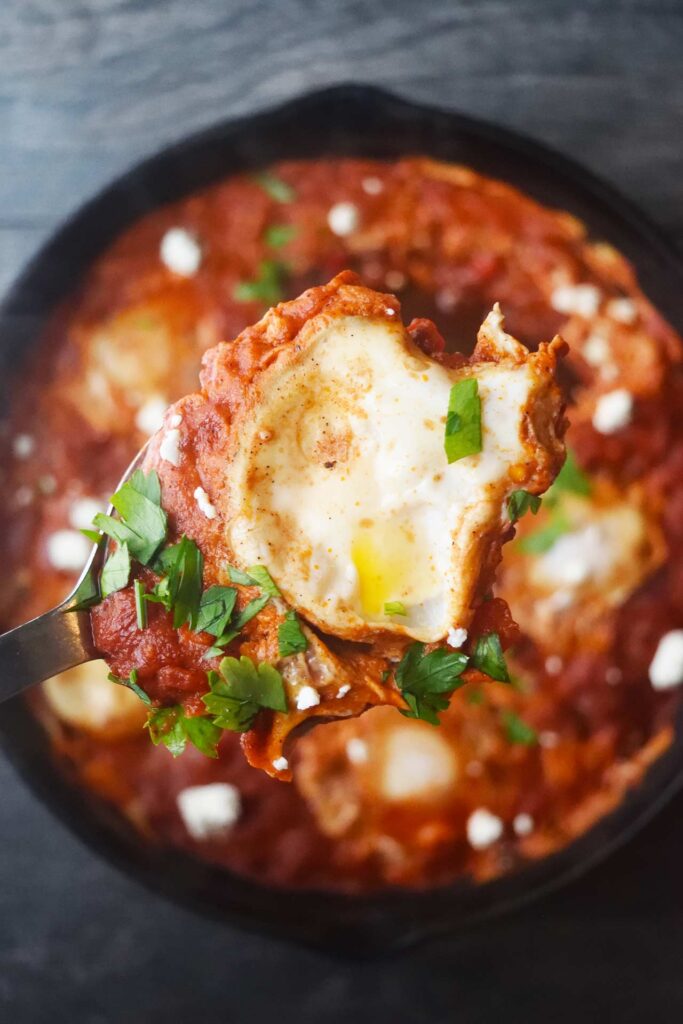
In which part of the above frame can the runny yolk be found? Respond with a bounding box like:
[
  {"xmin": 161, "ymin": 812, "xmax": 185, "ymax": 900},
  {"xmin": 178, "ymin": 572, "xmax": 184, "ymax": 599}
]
[{"xmin": 352, "ymin": 519, "xmax": 437, "ymax": 619}]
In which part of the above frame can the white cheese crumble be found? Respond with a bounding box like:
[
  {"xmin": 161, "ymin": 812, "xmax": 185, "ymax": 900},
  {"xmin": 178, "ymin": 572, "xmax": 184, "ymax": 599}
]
[
  {"xmin": 649, "ymin": 630, "xmax": 683, "ymax": 690},
  {"xmin": 582, "ymin": 333, "xmax": 611, "ymax": 368},
  {"xmin": 68, "ymin": 497, "xmax": 105, "ymax": 530},
  {"xmin": 12, "ymin": 433, "xmax": 34, "ymax": 459},
  {"xmin": 176, "ymin": 783, "xmax": 241, "ymax": 840},
  {"xmin": 159, "ymin": 428, "xmax": 182, "ymax": 467},
  {"xmin": 272, "ymin": 756, "xmax": 289, "ymax": 771},
  {"xmin": 14, "ymin": 485, "xmax": 33, "ymax": 508},
  {"xmin": 466, "ymin": 808, "xmax": 504, "ymax": 850},
  {"xmin": 346, "ymin": 737, "xmax": 369, "ymax": 764},
  {"xmin": 295, "ymin": 685, "xmax": 320, "ymax": 711},
  {"xmin": 513, "ymin": 812, "xmax": 534, "ymax": 837},
  {"xmin": 135, "ymin": 395, "xmax": 168, "ymax": 436},
  {"xmin": 381, "ymin": 728, "xmax": 457, "ymax": 800},
  {"xmin": 537, "ymin": 524, "xmax": 612, "ymax": 588},
  {"xmin": 361, "ymin": 176, "xmax": 384, "ymax": 195},
  {"xmin": 46, "ymin": 529, "xmax": 91, "ymax": 571},
  {"xmin": 168, "ymin": 413, "xmax": 183, "ymax": 428},
  {"xmin": 327, "ymin": 201, "xmax": 360, "ymax": 237},
  {"xmin": 336, "ymin": 683, "xmax": 351, "ymax": 699},
  {"xmin": 447, "ymin": 627, "xmax": 468, "ymax": 649},
  {"xmin": 538, "ymin": 730, "xmax": 559, "ymax": 749},
  {"xmin": 606, "ymin": 297, "xmax": 637, "ymax": 324},
  {"xmin": 545, "ymin": 655, "xmax": 563, "ymax": 675},
  {"xmin": 550, "ymin": 283, "xmax": 601, "ymax": 319},
  {"xmin": 193, "ymin": 486, "xmax": 217, "ymax": 520},
  {"xmin": 592, "ymin": 388, "xmax": 634, "ymax": 435},
  {"xmin": 159, "ymin": 227, "xmax": 202, "ymax": 277}
]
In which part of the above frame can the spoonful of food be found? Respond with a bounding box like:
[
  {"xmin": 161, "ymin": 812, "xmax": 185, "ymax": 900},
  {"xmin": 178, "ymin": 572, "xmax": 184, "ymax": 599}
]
[{"xmin": 0, "ymin": 272, "xmax": 567, "ymax": 777}]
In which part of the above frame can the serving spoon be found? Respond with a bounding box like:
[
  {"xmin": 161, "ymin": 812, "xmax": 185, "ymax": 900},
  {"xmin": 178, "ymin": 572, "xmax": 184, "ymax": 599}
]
[{"xmin": 0, "ymin": 446, "xmax": 148, "ymax": 703}]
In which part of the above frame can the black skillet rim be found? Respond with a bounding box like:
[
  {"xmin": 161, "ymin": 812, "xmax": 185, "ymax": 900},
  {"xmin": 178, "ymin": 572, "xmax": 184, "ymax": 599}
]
[{"xmin": 1, "ymin": 83, "xmax": 682, "ymax": 955}]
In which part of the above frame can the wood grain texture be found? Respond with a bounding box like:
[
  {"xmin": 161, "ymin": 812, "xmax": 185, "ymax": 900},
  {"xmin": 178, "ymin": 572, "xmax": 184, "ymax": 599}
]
[{"xmin": 1, "ymin": 2, "xmax": 683, "ymax": 1021}]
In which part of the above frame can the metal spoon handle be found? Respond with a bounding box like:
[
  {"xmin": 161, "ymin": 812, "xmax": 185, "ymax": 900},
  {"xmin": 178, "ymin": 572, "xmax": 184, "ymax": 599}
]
[{"xmin": 0, "ymin": 606, "xmax": 95, "ymax": 703}]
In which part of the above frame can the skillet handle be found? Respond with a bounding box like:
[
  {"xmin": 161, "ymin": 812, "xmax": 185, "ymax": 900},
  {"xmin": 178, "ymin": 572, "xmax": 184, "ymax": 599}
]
[{"xmin": 0, "ymin": 606, "xmax": 95, "ymax": 703}]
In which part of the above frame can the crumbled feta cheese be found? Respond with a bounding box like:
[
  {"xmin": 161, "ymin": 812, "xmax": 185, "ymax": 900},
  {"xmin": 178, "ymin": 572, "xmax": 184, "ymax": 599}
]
[
  {"xmin": 592, "ymin": 389, "xmax": 633, "ymax": 435},
  {"xmin": 385, "ymin": 269, "xmax": 406, "ymax": 291},
  {"xmin": 176, "ymin": 783, "xmax": 241, "ymax": 840},
  {"xmin": 159, "ymin": 428, "xmax": 182, "ymax": 467},
  {"xmin": 12, "ymin": 433, "xmax": 34, "ymax": 459},
  {"xmin": 159, "ymin": 227, "xmax": 202, "ymax": 277},
  {"xmin": 582, "ymin": 333, "xmax": 611, "ymax": 368},
  {"xmin": 447, "ymin": 626, "xmax": 468, "ymax": 649},
  {"xmin": 14, "ymin": 485, "xmax": 33, "ymax": 508},
  {"xmin": 466, "ymin": 808, "xmax": 504, "ymax": 849},
  {"xmin": 135, "ymin": 395, "xmax": 168, "ymax": 436},
  {"xmin": 168, "ymin": 413, "xmax": 183, "ymax": 429},
  {"xmin": 272, "ymin": 756, "xmax": 289, "ymax": 771},
  {"xmin": 385, "ymin": 307, "xmax": 396, "ymax": 316},
  {"xmin": 537, "ymin": 524, "xmax": 612, "ymax": 588},
  {"xmin": 346, "ymin": 737, "xmax": 369, "ymax": 764},
  {"xmin": 193, "ymin": 486, "xmax": 217, "ymax": 520},
  {"xmin": 649, "ymin": 630, "xmax": 683, "ymax": 690},
  {"xmin": 513, "ymin": 812, "xmax": 534, "ymax": 837},
  {"xmin": 435, "ymin": 288, "xmax": 457, "ymax": 312},
  {"xmin": 381, "ymin": 728, "xmax": 457, "ymax": 800},
  {"xmin": 607, "ymin": 297, "xmax": 637, "ymax": 324},
  {"xmin": 545, "ymin": 655, "xmax": 563, "ymax": 675},
  {"xmin": 362, "ymin": 176, "xmax": 384, "ymax": 195},
  {"xmin": 46, "ymin": 529, "xmax": 91, "ymax": 571},
  {"xmin": 551, "ymin": 283, "xmax": 601, "ymax": 318},
  {"xmin": 38, "ymin": 474, "xmax": 57, "ymax": 495},
  {"xmin": 336, "ymin": 683, "xmax": 351, "ymax": 699},
  {"xmin": 538, "ymin": 730, "xmax": 559, "ymax": 748},
  {"xmin": 295, "ymin": 685, "xmax": 320, "ymax": 711},
  {"xmin": 68, "ymin": 497, "xmax": 105, "ymax": 530},
  {"xmin": 327, "ymin": 201, "xmax": 360, "ymax": 236}
]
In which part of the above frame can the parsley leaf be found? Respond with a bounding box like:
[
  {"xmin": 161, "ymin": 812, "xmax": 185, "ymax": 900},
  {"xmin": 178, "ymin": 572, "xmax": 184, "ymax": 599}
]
[
  {"xmin": 246, "ymin": 565, "xmax": 280, "ymax": 596},
  {"xmin": 501, "ymin": 709, "xmax": 538, "ymax": 745},
  {"xmin": 471, "ymin": 632, "xmax": 510, "ymax": 682},
  {"xmin": 253, "ymin": 172, "xmax": 295, "ymax": 203},
  {"xmin": 278, "ymin": 611, "xmax": 308, "ymax": 656},
  {"xmin": 507, "ymin": 490, "xmax": 542, "ymax": 524},
  {"xmin": 202, "ymin": 658, "xmax": 287, "ymax": 732},
  {"xmin": 518, "ymin": 509, "xmax": 571, "ymax": 554},
  {"xmin": 384, "ymin": 601, "xmax": 407, "ymax": 616},
  {"xmin": 196, "ymin": 586, "xmax": 237, "ymax": 637},
  {"xmin": 265, "ymin": 224, "xmax": 297, "ymax": 248},
  {"xmin": 204, "ymin": 594, "xmax": 271, "ymax": 656},
  {"xmin": 100, "ymin": 543, "xmax": 131, "ymax": 598},
  {"xmin": 444, "ymin": 379, "xmax": 482, "ymax": 464},
  {"xmin": 146, "ymin": 705, "xmax": 221, "ymax": 758},
  {"xmin": 107, "ymin": 668, "xmax": 151, "ymax": 706},
  {"xmin": 227, "ymin": 564, "xmax": 257, "ymax": 586},
  {"xmin": 94, "ymin": 470, "xmax": 167, "ymax": 565},
  {"xmin": 546, "ymin": 449, "xmax": 591, "ymax": 502},
  {"xmin": 154, "ymin": 536, "xmax": 204, "ymax": 629},
  {"xmin": 395, "ymin": 642, "xmax": 469, "ymax": 725},
  {"xmin": 65, "ymin": 568, "xmax": 100, "ymax": 612},
  {"xmin": 234, "ymin": 260, "xmax": 286, "ymax": 306},
  {"xmin": 134, "ymin": 578, "xmax": 147, "ymax": 629}
]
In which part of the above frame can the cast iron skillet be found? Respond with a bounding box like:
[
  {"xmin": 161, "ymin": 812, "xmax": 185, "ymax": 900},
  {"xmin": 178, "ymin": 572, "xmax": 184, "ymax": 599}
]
[{"xmin": 1, "ymin": 85, "xmax": 682, "ymax": 955}]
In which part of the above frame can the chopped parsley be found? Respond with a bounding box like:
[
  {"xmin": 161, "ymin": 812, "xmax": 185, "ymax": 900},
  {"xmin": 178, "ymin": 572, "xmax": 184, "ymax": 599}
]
[
  {"xmin": 546, "ymin": 449, "xmax": 591, "ymax": 502},
  {"xmin": 501, "ymin": 709, "xmax": 538, "ymax": 745},
  {"xmin": 384, "ymin": 601, "xmax": 407, "ymax": 616},
  {"xmin": 265, "ymin": 224, "xmax": 297, "ymax": 248},
  {"xmin": 146, "ymin": 705, "xmax": 221, "ymax": 758},
  {"xmin": 507, "ymin": 490, "xmax": 542, "ymax": 524},
  {"xmin": 245, "ymin": 564, "xmax": 280, "ymax": 596},
  {"xmin": 107, "ymin": 668, "xmax": 151, "ymax": 706},
  {"xmin": 444, "ymin": 379, "xmax": 482, "ymax": 464},
  {"xmin": 395, "ymin": 642, "xmax": 469, "ymax": 725},
  {"xmin": 202, "ymin": 656, "xmax": 287, "ymax": 732},
  {"xmin": 66, "ymin": 568, "xmax": 100, "ymax": 612},
  {"xmin": 100, "ymin": 543, "xmax": 131, "ymax": 599},
  {"xmin": 253, "ymin": 172, "xmax": 295, "ymax": 203},
  {"xmin": 518, "ymin": 509, "xmax": 571, "ymax": 555},
  {"xmin": 93, "ymin": 469, "xmax": 167, "ymax": 566},
  {"xmin": 471, "ymin": 632, "xmax": 510, "ymax": 683},
  {"xmin": 233, "ymin": 259, "xmax": 286, "ymax": 305},
  {"xmin": 195, "ymin": 586, "xmax": 237, "ymax": 637},
  {"xmin": 133, "ymin": 578, "xmax": 147, "ymax": 629},
  {"xmin": 278, "ymin": 610, "xmax": 308, "ymax": 657},
  {"xmin": 152, "ymin": 535, "xmax": 204, "ymax": 630},
  {"xmin": 203, "ymin": 593, "xmax": 271, "ymax": 658}
]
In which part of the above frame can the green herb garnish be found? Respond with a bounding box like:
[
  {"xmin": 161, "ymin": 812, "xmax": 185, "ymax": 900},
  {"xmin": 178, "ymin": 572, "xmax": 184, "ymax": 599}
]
[
  {"xmin": 66, "ymin": 568, "xmax": 100, "ymax": 612},
  {"xmin": 253, "ymin": 172, "xmax": 295, "ymax": 203},
  {"xmin": 546, "ymin": 449, "xmax": 591, "ymax": 502},
  {"xmin": 203, "ymin": 594, "xmax": 271, "ymax": 658},
  {"xmin": 134, "ymin": 578, "xmax": 147, "ymax": 629},
  {"xmin": 518, "ymin": 509, "xmax": 571, "ymax": 554},
  {"xmin": 278, "ymin": 610, "xmax": 308, "ymax": 657},
  {"xmin": 146, "ymin": 705, "xmax": 221, "ymax": 758},
  {"xmin": 195, "ymin": 586, "xmax": 237, "ymax": 637},
  {"xmin": 395, "ymin": 642, "xmax": 469, "ymax": 725},
  {"xmin": 233, "ymin": 260, "xmax": 286, "ymax": 305},
  {"xmin": 245, "ymin": 565, "xmax": 280, "ymax": 596},
  {"xmin": 93, "ymin": 470, "xmax": 167, "ymax": 566},
  {"xmin": 202, "ymin": 656, "xmax": 287, "ymax": 732},
  {"xmin": 265, "ymin": 224, "xmax": 297, "ymax": 248},
  {"xmin": 384, "ymin": 601, "xmax": 407, "ymax": 616},
  {"xmin": 507, "ymin": 490, "xmax": 542, "ymax": 524},
  {"xmin": 501, "ymin": 709, "xmax": 538, "ymax": 745},
  {"xmin": 471, "ymin": 632, "xmax": 510, "ymax": 682},
  {"xmin": 444, "ymin": 379, "xmax": 482, "ymax": 464},
  {"xmin": 100, "ymin": 543, "xmax": 131, "ymax": 599},
  {"xmin": 107, "ymin": 667, "xmax": 151, "ymax": 706},
  {"xmin": 152, "ymin": 535, "xmax": 204, "ymax": 630}
]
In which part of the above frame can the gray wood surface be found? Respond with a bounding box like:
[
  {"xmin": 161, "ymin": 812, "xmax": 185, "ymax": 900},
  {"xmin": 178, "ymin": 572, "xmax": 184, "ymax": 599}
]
[{"xmin": 1, "ymin": 2, "xmax": 683, "ymax": 1021}]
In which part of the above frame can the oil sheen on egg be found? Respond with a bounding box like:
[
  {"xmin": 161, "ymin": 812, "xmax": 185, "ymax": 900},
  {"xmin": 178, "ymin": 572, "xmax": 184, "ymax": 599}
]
[{"xmin": 228, "ymin": 315, "xmax": 536, "ymax": 643}]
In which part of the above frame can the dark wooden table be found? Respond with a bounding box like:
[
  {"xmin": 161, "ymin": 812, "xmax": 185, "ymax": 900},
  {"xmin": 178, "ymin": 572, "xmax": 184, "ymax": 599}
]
[{"xmin": 1, "ymin": 2, "xmax": 682, "ymax": 1021}]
